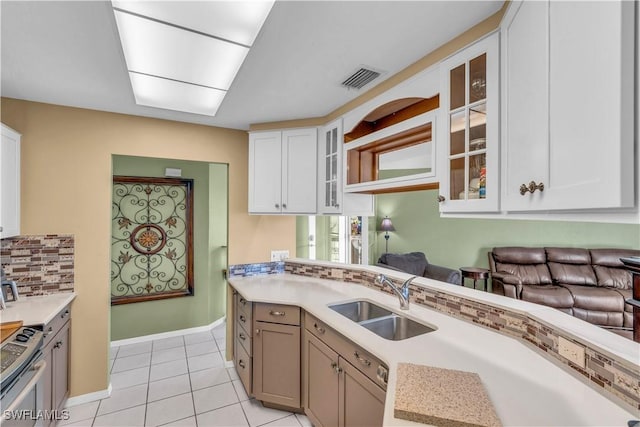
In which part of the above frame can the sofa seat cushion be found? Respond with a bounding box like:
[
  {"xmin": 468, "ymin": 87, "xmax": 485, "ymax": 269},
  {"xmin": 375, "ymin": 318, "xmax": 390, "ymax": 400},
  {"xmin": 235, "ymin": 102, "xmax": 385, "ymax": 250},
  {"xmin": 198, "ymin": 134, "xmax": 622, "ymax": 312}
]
[
  {"xmin": 613, "ymin": 288, "xmax": 633, "ymax": 312},
  {"xmin": 560, "ymin": 284, "xmax": 624, "ymax": 312},
  {"xmin": 572, "ymin": 308, "xmax": 624, "ymax": 327},
  {"xmin": 521, "ymin": 285, "xmax": 573, "ymax": 309}
]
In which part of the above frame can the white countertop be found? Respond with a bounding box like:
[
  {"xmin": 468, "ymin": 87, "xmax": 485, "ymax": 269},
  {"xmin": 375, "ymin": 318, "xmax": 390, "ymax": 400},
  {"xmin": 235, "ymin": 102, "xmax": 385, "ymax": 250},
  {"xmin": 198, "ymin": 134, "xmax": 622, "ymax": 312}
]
[
  {"xmin": 229, "ymin": 273, "xmax": 638, "ymax": 427},
  {"xmin": 0, "ymin": 292, "xmax": 76, "ymax": 325}
]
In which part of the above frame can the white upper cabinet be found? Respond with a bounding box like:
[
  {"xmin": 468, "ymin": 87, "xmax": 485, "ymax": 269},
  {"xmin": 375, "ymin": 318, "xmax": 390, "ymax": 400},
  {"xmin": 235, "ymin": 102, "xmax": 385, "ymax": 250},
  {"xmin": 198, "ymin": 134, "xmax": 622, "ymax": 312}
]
[
  {"xmin": 501, "ymin": 0, "xmax": 635, "ymax": 211},
  {"xmin": 438, "ymin": 32, "xmax": 500, "ymax": 213},
  {"xmin": 249, "ymin": 128, "xmax": 318, "ymax": 214},
  {"xmin": 1, "ymin": 124, "xmax": 21, "ymax": 239},
  {"xmin": 318, "ymin": 119, "xmax": 373, "ymax": 216}
]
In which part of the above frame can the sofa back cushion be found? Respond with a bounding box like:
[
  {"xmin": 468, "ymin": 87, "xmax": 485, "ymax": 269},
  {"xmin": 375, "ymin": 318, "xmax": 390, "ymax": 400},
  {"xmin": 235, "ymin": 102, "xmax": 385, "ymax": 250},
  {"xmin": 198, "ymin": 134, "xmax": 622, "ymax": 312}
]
[
  {"xmin": 492, "ymin": 247, "xmax": 552, "ymax": 285},
  {"xmin": 590, "ymin": 248, "xmax": 640, "ymax": 289},
  {"xmin": 546, "ymin": 247, "xmax": 597, "ymax": 286},
  {"xmin": 377, "ymin": 252, "xmax": 427, "ymax": 276}
]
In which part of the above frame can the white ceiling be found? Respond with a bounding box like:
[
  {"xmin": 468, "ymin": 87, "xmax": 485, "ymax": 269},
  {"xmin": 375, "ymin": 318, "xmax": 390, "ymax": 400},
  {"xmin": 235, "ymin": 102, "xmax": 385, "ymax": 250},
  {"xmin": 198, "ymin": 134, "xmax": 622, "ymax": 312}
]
[{"xmin": 0, "ymin": 1, "xmax": 503, "ymax": 131}]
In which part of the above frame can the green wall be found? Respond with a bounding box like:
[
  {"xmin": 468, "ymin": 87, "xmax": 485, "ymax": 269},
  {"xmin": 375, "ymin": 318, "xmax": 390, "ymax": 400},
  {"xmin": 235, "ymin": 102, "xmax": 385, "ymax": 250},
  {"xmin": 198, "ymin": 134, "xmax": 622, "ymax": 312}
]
[
  {"xmin": 374, "ymin": 190, "xmax": 640, "ymax": 270},
  {"xmin": 111, "ymin": 155, "xmax": 228, "ymax": 340}
]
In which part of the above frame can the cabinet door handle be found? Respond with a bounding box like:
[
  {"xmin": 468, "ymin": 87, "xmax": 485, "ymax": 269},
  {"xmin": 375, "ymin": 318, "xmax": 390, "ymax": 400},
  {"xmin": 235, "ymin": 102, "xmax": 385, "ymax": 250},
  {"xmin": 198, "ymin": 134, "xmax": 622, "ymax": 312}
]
[
  {"xmin": 330, "ymin": 362, "xmax": 342, "ymax": 374},
  {"xmin": 255, "ymin": 329, "xmax": 261, "ymax": 335},
  {"xmin": 275, "ymin": 203, "xmax": 280, "ymax": 209},
  {"xmin": 353, "ymin": 351, "xmax": 371, "ymax": 367},
  {"xmin": 437, "ymin": 195, "xmax": 446, "ymax": 203},
  {"xmin": 520, "ymin": 181, "xmax": 545, "ymax": 195},
  {"xmin": 238, "ymin": 332, "xmax": 246, "ymax": 341},
  {"xmin": 282, "ymin": 203, "xmax": 287, "ymax": 209},
  {"xmin": 239, "ymin": 315, "xmax": 246, "ymax": 323},
  {"xmin": 313, "ymin": 323, "xmax": 325, "ymax": 334},
  {"xmin": 335, "ymin": 203, "xmax": 340, "ymax": 209},
  {"xmin": 54, "ymin": 341, "xmax": 62, "ymax": 349},
  {"xmin": 238, "ymin": 359, "xmax": 246, "ymax": 369},
  {"xmin": 269, "ymin": 310, "xmax": 286, "ymax": 317}
]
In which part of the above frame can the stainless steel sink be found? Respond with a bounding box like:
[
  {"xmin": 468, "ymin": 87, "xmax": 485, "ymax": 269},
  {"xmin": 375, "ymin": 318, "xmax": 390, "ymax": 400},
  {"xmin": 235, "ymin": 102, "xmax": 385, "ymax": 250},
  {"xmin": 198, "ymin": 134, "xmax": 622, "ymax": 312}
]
[
  {"xmin": 360, "ymin": 314, "xmax": 435, "ymax": 341},
  {"xmin": 328, "ymin": 300, "xmax": 435, "ymax": 340},
  {"xmin": 329, "ymin": 300, "xmax": 392, "ymax": 322}
]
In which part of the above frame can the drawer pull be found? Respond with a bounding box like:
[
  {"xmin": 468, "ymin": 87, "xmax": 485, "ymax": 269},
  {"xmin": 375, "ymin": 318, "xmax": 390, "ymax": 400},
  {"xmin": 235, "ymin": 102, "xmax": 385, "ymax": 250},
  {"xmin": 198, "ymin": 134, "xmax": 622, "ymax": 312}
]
[
  {"xmin": 238, "ymin": 359, "xmax": 246, "ymax": 369},
  {"xmin": 239, "ymin": 297, "xmax": 247, "ymax": 306},
  {"xmin": 239, "ymin": 315, "xmax": 246, "ymax": 323},
  {"xmin": 313, "ymin": 323, "xmax": 325, "ymax": 334},
  {"xmin": 269, "ymin": 310, "xmax": 286, "ymax": 317},
  {"xmin": 43, "ymin": 326, "xmax": 53, "ymax": 338},
  {"xmin": 61, "ymin": 309, "xmax": 69, "ymax": 319},
  {"xmin": 238, "ymin": 332, "xmax": 246, "ymax": 341},
  {"xmin": 54, "ymin": 341, "xmax": 62, "ymax": 349},
  {"xmin": 353, "ymin": 351, "xmax": 371, "ymax": 367}
]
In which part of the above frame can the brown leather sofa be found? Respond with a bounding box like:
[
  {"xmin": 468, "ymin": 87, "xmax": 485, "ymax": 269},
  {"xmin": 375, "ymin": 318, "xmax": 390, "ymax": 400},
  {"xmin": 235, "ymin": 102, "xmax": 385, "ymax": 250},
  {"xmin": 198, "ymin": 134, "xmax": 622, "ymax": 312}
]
[{"xmin": 489, "ymin": 247, "xmax": 640, "ymax": 332}]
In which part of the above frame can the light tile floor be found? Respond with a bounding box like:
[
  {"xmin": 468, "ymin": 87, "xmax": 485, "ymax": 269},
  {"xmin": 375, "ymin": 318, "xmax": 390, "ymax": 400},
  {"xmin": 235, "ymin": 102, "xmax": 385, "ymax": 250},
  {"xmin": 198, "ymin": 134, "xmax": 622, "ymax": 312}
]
[{"xmin": 61, "ymin": 323, "xmax": 312, "ymax": 427}]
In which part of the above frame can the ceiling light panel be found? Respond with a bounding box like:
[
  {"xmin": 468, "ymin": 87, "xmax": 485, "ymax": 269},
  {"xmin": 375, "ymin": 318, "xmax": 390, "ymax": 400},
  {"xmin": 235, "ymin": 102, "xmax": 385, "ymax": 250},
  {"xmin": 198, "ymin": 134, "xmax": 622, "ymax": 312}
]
[
  {"xmin": 112, "ymin": 1, "xmax": 274, "ymax": 46},
  {"xmin": 114, "ymin": 9, "xmax": 249, "ymax": 90},
  {"xmin": 129, "ymin": 72, "xmax": 227, "ymax": 116}
]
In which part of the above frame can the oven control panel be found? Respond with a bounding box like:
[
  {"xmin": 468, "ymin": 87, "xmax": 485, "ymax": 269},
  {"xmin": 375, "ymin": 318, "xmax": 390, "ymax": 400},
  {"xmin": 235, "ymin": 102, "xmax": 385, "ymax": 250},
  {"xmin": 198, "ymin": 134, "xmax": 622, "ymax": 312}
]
[
  {"xmin": 0, "ymin": 327, "xmax": 43, "ymax": 385},
  {"xmin": 1, "ymin": 342, "xmax": 28, "ymax": 373}
]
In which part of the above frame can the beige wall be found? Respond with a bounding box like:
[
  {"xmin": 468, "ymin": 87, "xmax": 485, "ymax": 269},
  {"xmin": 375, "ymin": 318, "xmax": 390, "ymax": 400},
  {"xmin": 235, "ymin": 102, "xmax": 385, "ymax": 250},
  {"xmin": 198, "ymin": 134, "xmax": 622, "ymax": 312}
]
[{"xmin": 1, "ymin": 98, "xmax": 295, "ymax": 397}]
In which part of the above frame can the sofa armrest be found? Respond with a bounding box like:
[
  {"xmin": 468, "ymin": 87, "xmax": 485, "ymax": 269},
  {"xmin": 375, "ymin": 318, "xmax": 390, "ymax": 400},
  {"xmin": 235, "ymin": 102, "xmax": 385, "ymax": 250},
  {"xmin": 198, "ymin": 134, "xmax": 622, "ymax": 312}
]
[
  {"xmin": 424, "ymin": 264, "xmax": 461, "ymax": 285},
  {"xmin": 490, "ymin": 272, "xmax": 523, "ymax": 299}
]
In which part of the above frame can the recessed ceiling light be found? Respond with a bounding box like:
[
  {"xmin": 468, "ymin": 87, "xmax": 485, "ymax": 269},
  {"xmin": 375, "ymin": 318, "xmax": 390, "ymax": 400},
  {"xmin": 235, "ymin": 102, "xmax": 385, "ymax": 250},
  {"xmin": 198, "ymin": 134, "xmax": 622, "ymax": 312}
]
[
  {"xmin": 111, "ymin": 1, "xmax": 274, "ymax": 116},
  {"xmin": 129, "ymin": 72, "xmax": 227, "ymax": 116},
  {"xmin": 112, "ymin": 1, "xmax": 274, "ymax": 47}
]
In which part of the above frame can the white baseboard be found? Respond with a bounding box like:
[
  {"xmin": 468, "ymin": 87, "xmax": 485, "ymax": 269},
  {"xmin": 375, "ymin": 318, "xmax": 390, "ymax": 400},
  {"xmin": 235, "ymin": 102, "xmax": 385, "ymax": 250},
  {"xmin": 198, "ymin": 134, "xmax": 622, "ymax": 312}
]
[
  {"xmin": 65, "ymin": 383, "xmax": 112, "ymax": 407},
  {"xmin": 110, "ymin": 316, "xmax": 226, "ymax": 348}
]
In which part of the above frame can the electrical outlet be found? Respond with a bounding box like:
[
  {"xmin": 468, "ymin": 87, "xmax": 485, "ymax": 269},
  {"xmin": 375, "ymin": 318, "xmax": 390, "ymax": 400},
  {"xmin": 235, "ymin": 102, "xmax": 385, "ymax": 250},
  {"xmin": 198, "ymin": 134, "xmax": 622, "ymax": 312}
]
[
  {"xmin": 558, "ymin": 336, "xmax": 585, "ymax": 368},
  {"xmin": 270, "ymin": 250, "xmax": 289, "ymax": 262}
]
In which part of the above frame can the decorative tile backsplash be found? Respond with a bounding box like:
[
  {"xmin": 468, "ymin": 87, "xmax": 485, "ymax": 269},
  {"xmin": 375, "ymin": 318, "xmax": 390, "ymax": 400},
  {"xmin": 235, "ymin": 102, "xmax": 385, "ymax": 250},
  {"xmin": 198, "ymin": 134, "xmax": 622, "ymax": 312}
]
[
  {"xmin": 0, "ymin": 234, "xmax": 74, "ymax": 296},
  {"xmin": 284, "ymin": 261, "xmax": 640, "ymax": 412},
  {"xmin": 228, "ymin": 261, "xmax": 284, "ymax": 277}
]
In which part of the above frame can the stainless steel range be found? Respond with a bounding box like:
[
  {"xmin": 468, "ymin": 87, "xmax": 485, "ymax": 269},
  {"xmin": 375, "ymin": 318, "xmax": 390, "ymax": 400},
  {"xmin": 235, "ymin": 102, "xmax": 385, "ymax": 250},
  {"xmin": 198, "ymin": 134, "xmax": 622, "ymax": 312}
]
[{"xmin": 1, "ymin": 327, "xmax": 45, "ymax": 427}]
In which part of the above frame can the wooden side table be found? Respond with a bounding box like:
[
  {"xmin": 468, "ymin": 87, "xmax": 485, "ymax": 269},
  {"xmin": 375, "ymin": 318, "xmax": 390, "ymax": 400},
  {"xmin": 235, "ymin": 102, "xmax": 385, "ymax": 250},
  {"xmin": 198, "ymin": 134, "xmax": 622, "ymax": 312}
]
[{"xmin": 460, "ymin": 267, "xmax": 490, "ymax": 291}]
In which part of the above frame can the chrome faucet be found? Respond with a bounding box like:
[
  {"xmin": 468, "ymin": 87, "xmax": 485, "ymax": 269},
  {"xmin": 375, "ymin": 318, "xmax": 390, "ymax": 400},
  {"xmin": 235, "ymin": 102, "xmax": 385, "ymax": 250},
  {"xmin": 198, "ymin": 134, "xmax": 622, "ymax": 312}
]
[{"xmin": 375, "ymin": 274, "xmax": 415, "ymax": 310}]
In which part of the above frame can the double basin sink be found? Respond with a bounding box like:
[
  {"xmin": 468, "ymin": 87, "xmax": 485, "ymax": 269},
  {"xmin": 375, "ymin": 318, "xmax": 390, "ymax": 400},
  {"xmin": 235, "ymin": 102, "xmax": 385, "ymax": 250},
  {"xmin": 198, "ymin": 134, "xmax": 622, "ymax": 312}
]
[{"xmin": 328, "ymin": 300, "xmax": 435, "ymax": 341}]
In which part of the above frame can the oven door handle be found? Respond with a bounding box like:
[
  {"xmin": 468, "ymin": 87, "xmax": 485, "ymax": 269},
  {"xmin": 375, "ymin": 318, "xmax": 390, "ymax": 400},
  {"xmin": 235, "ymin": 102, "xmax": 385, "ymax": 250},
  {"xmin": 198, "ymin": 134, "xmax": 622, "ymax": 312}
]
[{"xmin": 4, "ymin": 360, "xmax": 47, "ymax": 413}]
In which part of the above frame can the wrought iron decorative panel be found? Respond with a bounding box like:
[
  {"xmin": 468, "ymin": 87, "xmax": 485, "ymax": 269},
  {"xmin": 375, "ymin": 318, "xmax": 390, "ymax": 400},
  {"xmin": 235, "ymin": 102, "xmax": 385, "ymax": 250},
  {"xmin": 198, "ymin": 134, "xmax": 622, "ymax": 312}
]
[{"xmin": 111, "ymin": 176, "xmax": 194, "ymax": 305}]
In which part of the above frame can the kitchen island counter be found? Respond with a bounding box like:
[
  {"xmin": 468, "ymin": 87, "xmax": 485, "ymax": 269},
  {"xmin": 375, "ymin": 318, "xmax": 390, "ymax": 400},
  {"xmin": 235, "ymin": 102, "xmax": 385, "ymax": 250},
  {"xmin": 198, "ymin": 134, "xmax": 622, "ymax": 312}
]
[{"xmin": 229, "ymin": 272, "xmax": 638, "ymax": 427}]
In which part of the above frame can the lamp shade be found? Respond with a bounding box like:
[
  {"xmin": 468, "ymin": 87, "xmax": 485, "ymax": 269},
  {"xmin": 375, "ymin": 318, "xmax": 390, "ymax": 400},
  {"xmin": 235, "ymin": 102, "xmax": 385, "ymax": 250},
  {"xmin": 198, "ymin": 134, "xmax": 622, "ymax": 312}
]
[{"xmin": 380, "ymin": 217, "xmax": 395, "ymax": 232}]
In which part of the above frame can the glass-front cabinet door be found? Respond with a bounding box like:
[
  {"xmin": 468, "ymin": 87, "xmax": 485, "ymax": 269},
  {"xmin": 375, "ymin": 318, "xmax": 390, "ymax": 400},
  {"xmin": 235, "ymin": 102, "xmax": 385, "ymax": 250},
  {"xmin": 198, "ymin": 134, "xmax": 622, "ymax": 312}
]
[
  {"xmin": 318, "ymin": 119, "xmax": 342, "ymax": 214},
  {"xmin": 439, "ymin": 32, "xmax": 499, "ymax": 213}
]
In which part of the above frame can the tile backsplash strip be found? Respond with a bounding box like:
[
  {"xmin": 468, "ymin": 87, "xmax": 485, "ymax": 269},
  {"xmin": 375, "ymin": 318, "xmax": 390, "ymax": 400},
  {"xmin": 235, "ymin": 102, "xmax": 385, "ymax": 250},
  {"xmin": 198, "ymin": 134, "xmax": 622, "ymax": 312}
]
[
  {"xmin": 284, "ymin": 261, "xmax": 640, "ymax": 412},
  {"xmin": 0, "ymin": 234, "xmax": 74, "ymax": 296},
  {"xmin": 228, "ymin": 261, "xmax": 284, "ymax": 277}
]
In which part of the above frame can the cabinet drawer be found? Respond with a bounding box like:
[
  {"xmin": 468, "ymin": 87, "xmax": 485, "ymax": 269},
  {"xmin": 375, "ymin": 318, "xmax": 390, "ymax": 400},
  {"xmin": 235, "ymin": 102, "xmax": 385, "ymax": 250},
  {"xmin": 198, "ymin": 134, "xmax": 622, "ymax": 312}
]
[
  {"xmin": 236, "ymin": 320, "xmax": 252, "ymax": 356},
  {"xmin": 43, "ymin": 305, "xmax": 71, "ymax": 347},
  {"xmin": 236, "ymin": 300, "xmax": 252, "ymax": 331},
  {"xmin": 234, "ymin": 337, "xmax": 252, "ymax": 396},
  {"xmin": 305, "ymin": 312, "xmax": 387, "ymax": 390},
  {"xmin": 254, "ymin": 303, "xmax": 300, "ymax": 326}
]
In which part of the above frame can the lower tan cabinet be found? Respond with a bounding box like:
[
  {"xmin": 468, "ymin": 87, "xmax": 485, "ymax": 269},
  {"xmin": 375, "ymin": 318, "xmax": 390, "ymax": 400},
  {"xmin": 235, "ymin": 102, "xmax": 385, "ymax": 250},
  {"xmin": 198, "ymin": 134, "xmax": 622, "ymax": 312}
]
[
  {"xmin": 228, "ymin": 287, "xmax": 385, "ymax": 423},
  {"xmin": 305, "ymin": 332, "xmax": 340, "ymax": 427},
  {"xmin": 253, "ymin": 320, "xmax": 301, "ymax": 408},
  {"xmin": 304, "ymin": 314, "xmax": 386, "ymax": 427},
  {"xmin": 340, "ymin": 358, "xmax": 386, "ymax": 427},
  {"xmin": 42, "ymin": 305, "xmax": 71, "ymax": 427}
]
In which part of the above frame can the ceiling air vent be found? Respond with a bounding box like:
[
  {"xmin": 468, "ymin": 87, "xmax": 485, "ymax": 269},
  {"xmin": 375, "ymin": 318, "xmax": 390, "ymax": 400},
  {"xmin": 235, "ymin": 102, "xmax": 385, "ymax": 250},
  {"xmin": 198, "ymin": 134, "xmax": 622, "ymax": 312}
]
[{"xmin": 341, "ymin": 67, "xmax": 381, "ymax": 90}]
